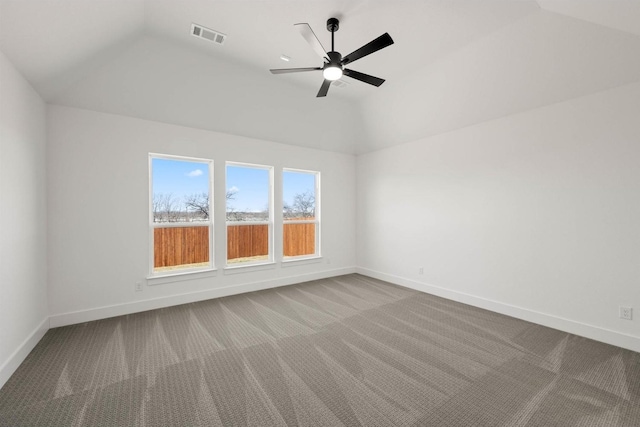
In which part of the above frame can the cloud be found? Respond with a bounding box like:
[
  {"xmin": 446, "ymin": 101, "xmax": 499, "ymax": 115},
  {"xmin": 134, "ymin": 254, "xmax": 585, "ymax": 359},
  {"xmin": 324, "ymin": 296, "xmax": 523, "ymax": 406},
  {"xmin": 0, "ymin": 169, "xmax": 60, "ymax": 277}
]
[
  {"xmin": 228, "ymin": 186, "xmax": 239, "ymax": 193},
  {"xmin": 186, "ymin": 169, "xmax": 203, "ymax": 177}
]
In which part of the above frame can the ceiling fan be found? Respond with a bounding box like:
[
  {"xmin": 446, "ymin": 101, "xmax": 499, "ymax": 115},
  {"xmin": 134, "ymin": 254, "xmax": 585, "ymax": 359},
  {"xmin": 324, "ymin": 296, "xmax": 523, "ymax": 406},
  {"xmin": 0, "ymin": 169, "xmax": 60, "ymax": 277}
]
[{"xmin": 270, "ymin": 18, "xmax": 394, "ymax": 97}]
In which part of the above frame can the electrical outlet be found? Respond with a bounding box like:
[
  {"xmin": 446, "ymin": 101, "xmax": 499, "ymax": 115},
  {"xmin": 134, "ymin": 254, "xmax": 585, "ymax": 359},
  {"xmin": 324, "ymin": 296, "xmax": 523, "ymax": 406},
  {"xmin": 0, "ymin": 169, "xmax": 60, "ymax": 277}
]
[
  {"xmin": 135, "ymin": 281, "xmax": 143, "ymax": 292},
  {"xmin": 619, "ymin": 306, "xmax": 633, "ymax": 320},
  {"xmin": 418, "ymin": 267, "xmax": 424, "ymax": 275}
]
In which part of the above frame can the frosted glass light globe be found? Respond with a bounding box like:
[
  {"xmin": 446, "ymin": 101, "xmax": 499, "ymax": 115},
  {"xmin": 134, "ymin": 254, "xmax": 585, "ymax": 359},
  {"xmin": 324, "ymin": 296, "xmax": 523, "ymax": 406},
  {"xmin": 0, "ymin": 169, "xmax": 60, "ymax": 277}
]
[{"xmin": 323, "ymin": 66, "xmax": 343, "ymax": 81}]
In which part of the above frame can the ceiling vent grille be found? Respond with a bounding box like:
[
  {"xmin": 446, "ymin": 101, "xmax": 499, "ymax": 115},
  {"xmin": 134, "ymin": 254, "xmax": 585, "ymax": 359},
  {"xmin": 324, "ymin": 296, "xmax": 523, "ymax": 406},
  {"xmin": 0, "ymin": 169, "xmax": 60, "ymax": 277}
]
[
  {"xmin": 332, "ymin": 79, "xmax": 350, "ymax": 88},
  {"xmin": 191, "ymin": 23, "xmax": 226, "ymax": 45}
]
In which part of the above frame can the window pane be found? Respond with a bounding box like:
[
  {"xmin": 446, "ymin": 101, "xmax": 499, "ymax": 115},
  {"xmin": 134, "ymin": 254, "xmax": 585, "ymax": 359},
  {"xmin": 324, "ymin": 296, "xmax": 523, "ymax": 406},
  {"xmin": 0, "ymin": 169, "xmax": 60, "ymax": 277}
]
[
  {"xmin": 227, "ymin": 224, "xmax": 269, "ymax": 264},
  {"xmin": 283, "ymin": 171, "xmax": 316, "ymax": 220},
  {"xmin": 154, "ymin": 226, "xmax": 209, "ymax": 272},
  {"xmin": 226, "ymin": 165, "xmax": 270, "ymax": 222},
  {"xmin": 226, "ymin": 164, "xmax": 272, "ymax": 265},
  {"xmin": 152, "ymin": 158, "xmax": 211, "ymax": 222},
  {"xmin": 283, "ymin": 223, "xmax": 316, "ymax": 257},
  {"xmin": 283, "ymin": 170, "xmax": 318, "ymax": 259},
  {"xmin": 150, "ymin": 156, "xmax": 212, "ymax": 274}
]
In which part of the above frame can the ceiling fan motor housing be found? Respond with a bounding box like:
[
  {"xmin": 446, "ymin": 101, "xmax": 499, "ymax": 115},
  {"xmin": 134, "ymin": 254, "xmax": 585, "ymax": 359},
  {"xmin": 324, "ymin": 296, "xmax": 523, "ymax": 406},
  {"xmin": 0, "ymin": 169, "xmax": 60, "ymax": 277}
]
[{"xmin": 326, "ymin": 51, "xmax": 343, "ymax": 68}]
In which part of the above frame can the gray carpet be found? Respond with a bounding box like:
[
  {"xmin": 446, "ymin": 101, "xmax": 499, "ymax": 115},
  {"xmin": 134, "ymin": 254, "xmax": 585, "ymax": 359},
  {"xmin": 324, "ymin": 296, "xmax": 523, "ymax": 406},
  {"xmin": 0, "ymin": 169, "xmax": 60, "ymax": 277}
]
[{"xmin": 1, "ymin": 274, "xmax": 639, "ymax": 426}]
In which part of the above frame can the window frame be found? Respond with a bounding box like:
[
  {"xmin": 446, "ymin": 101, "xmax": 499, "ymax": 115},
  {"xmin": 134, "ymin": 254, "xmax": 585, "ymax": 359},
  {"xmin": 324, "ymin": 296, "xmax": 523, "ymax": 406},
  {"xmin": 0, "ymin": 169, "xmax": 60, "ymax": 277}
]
[
  {"xmin": 148, "ymin": 153, "xmax": 214, "ymax": 277},
  {"xmin": 282, "ymin": 168, "xmax": 321, "ymax": 262},
  {"xmin": 225, "ymin": 161, "xmax": 274, "ymax": 268}
]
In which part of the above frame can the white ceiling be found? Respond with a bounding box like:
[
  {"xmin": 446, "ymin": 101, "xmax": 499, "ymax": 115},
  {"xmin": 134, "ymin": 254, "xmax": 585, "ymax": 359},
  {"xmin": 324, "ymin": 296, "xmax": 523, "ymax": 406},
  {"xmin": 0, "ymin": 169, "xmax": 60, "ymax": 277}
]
[{"xmin": 2, "ymin": 0, "xmax": 640, "ymax": 154}]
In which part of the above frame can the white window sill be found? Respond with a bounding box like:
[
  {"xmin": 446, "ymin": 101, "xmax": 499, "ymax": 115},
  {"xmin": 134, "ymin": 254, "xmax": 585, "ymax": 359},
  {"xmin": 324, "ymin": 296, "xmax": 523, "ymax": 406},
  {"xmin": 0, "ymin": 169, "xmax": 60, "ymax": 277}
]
[
  {"xmin": 281, "ymin": 256, "xmax": 322, "ymax": 267},
  {"xmin": 147, "ymin": 268, "xmax": 217, "ymax": 286},
  {"xmin": 224, "ymin": 261, "xmax": 277, "ymax": 275}
]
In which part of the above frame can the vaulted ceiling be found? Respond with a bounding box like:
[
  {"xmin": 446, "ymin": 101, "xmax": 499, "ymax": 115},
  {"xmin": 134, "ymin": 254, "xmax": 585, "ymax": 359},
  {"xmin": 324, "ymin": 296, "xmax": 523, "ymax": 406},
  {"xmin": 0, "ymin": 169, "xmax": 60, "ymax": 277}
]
[{"xmin": 2, "ymin": 0, "xmax": 640, "ymax": 154}]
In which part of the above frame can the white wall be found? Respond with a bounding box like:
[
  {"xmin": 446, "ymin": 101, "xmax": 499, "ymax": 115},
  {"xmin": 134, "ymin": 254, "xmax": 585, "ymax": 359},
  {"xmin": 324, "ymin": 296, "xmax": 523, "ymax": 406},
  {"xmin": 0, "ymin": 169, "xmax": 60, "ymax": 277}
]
[
  {"xmin": 47, "ymin": 105, "xmax": 356, "ymax": 325},
  {"xmin": 0, "ymin": 51, "xmax": 49, "ymax": 386},
  {"xmin": 358, "ymin": 10, "xmax": 640, "ymax": 153},
  {"xmin": 357, "ymin": 81, "xmax": 640, "ymax": 351}
]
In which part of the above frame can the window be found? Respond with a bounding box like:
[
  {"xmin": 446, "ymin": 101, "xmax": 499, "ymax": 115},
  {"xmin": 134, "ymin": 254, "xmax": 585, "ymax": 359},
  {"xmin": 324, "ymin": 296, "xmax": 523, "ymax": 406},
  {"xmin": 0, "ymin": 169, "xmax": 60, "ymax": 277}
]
[
  {"xmin": 283, "ymin": 169, "xmax": 319, "ymax": 259},
  {"xmin": 226, "ymin": 163, "xmax": 273, "ymax": 266},
  {"xmin": 149, "ymin": 154, "xmax": 213, "ymax": 275}
]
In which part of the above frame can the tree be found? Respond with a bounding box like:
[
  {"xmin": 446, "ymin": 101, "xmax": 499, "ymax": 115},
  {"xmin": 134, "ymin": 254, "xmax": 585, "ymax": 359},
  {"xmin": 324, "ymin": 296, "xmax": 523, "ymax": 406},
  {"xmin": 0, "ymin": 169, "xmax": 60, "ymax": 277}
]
[
  {"xmin": 184, "ymin": 189, "xmax": 238, "ymax": 221},
  {"xmin": 153, "ymin": 192, "xmax": 180, "ymax": 222},
  {"xmin": 156, "ymin": 189, "xmax": 244, "ymax": 222},
  {"xmin": 184, "ymin": 192, "xmax": 209, "ymax": 220},
  {"xmin": 284, "ymin": 190, "xmax": 315, "ymax": 219},
  {"xmin": 225, "ymin": 188, "xmax": 244, "ymax": 221}
]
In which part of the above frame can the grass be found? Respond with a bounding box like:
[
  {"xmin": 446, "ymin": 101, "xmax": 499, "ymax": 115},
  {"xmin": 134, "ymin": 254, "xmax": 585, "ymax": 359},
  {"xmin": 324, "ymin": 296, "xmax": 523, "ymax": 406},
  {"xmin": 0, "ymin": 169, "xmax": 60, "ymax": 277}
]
[{"xmin": 154, "ymin": 254, "xmax": 269, "ymax": 272}]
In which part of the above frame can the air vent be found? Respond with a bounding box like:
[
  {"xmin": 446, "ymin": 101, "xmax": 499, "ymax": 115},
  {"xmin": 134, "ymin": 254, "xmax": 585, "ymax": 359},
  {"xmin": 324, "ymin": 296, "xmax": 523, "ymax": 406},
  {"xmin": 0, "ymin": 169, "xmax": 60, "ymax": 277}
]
[
  {"xmin": 332, "ymin": 79, "xmax": 350, "ymax": 88},
  {"xmin": 191, "ymin": 23, "xmax": 226, "ymax": 45}
]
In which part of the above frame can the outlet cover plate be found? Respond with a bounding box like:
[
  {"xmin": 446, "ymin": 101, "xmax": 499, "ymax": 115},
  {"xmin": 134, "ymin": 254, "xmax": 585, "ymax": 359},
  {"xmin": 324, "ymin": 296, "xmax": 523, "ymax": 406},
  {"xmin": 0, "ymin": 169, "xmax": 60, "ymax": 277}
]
[{"xmin": 619, "ymin": 306, "xmax": 633, "ymax": 320}]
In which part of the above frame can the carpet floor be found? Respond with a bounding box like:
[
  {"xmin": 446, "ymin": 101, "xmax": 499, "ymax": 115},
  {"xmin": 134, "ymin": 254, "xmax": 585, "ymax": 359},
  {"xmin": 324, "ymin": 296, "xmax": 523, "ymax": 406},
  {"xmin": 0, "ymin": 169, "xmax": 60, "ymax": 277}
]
[{"xmin": 1, "ymin": 274, "xmax": 639, "ymax": 426}]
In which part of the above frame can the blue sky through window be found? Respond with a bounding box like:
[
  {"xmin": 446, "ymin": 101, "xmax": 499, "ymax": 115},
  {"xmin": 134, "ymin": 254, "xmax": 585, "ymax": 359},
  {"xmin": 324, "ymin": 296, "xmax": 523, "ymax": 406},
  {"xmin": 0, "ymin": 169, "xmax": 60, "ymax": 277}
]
[
  {"xmin": 283, "ymin": 170, "xmax": 316, "ymax": 206},
  {"xmin": 152, "ymin": 158, "xmax": 210, "ymax": 204},
  {"xmin": 152, "ymin": 158, "xmax": 316, "ymax": 214},
  {"xmin": 226, "ymin": 165, "xmax": 270, "ymax": 213}
]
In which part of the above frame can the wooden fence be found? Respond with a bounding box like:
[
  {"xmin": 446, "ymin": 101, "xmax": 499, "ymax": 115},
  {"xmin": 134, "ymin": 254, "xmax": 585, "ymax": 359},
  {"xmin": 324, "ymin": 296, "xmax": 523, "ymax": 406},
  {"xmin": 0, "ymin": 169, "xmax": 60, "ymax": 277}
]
[
  {"xmin": 154, "ymin": 226, "xmax": 209, "ymax": 268},
  {"xmin": 154, "ymin": 222, "xmax": 316, "ymax": 267},
  {"xmin": 227, "ymin": 224, "xmax": 269, "ymax": 260},
  {"xmin": 283, "ymin": 223, "xmax": 315, "ymax": 257}
]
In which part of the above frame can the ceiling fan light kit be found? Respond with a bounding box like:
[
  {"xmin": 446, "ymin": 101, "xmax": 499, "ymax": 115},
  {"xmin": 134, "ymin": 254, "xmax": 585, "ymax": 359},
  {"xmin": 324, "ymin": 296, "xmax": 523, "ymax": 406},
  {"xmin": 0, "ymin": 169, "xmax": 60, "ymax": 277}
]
[
  {"xmin": 270, "ymin": 17, "xmax": 394, "ymax": 97},
  {"xmin": 323, "ymin": 65, "xmax": 342, "ymax": 81}
]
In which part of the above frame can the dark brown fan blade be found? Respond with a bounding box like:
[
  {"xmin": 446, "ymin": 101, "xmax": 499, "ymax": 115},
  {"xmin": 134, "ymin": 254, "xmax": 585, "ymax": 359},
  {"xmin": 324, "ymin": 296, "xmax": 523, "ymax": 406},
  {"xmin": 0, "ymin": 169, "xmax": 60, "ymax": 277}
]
[
  {"xmin": 316, "ymin": 79, "xmax": 331, "ymax": 97},
  {"xmin": 342, "ymin": 33, "xmax": 394, "ymax": 65},
  {"xmin": 295, "ymin": 23, "xmax": 329, "ymax": 60},
  {"xmin": 343, "ymin": 69, "xmax": 385, "ymax": 87},
  {"xmin": 270, "ymin": 67, "xmax": 322, "ymax": 74}
]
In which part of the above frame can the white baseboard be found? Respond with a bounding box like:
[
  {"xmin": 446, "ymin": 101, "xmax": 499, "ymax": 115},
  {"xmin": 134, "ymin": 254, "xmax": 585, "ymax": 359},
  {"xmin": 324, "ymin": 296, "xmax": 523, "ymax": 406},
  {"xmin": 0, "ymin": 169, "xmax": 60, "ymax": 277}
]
[
  {"xmin": 50, "ymin": 267, "xmax": 356, "ymax": 328},
  {"xmin": 0, "ymin": 317, "xmax": 49, "ymax": 389},
  {"xmin": 357, "ymin": 267, "xmax": 640, "ymax": 353}
]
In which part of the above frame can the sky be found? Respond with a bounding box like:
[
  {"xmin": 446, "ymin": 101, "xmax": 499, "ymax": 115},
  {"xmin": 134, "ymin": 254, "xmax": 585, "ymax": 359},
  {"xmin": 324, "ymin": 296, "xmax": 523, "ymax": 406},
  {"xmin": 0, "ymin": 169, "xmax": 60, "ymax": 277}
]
[
  {"xmin": 226, "ymin": 167, "xmax": 316, "ymax": 212},
  {"xmin": 152, "ymin": 158, "xmax": 210, "ymax": 204},
  {"xmin": 226, "ymin": 165, "xmax": 269, "ymax": 212},
  {"xmin": 283, "ymin": 170, "xmax": 315, "ymax": 207},
  {"xmin": 152, "ymin": 158, "xmax": 316, "ymax": 212}
]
